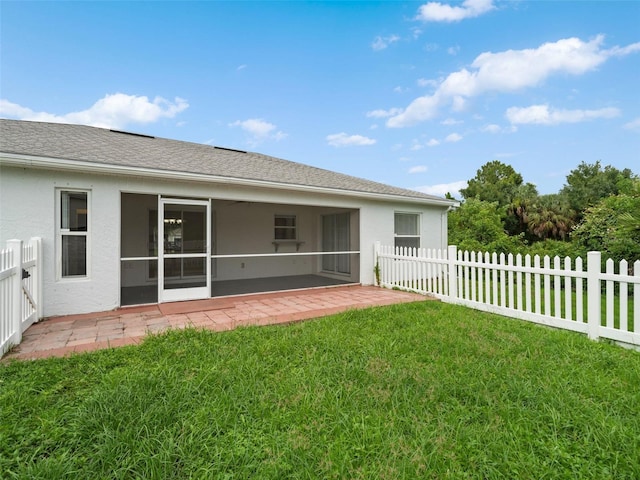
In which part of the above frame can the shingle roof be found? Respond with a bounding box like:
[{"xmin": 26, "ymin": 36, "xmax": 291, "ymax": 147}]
[{"xmin": 0, "ymin": 119, "xmax": 448, "ymax": 203}]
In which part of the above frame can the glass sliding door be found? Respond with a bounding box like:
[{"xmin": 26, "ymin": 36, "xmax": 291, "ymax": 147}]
[
  {"xmin": 159, "ymin": 198, "xmax": 211, "ymax": 302},
  {"xmin": 322, "ymin": 212, "xmax": 350, "ymax": 274}
]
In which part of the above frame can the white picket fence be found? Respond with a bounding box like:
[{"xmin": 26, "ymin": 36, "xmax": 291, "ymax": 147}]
[
  {"xmin": 1, "ymin": 238, "xmax": 43, "ymax": 356},
  {"xmin": 375, "ymin": 243, "xmax": 640, "ymax": 348}
]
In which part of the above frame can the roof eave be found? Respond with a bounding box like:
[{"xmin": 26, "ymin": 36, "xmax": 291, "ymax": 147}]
[{"xmin": 0, "ymin": 152, "xmax": 456, "ymax": 207}]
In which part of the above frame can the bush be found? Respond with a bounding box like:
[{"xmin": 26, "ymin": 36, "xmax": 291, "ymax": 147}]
[{"xmin": 572, "ymin": 193, "xmax": 640, "ymax": 264}]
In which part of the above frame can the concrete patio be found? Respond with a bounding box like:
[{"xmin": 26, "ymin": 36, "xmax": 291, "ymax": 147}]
[{"xmin": 3, "ymin": 285, "xmax": 429, "ymax": 361}]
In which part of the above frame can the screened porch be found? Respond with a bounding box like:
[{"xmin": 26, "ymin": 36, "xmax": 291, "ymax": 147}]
[{"xmin": 120, "ymin": 193, "xmax": 360, "ymax": 306}]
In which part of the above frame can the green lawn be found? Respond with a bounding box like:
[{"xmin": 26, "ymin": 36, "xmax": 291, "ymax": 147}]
[{"xmin": 1, "ymin": 302, "xmax": 639, "ymax": 479}]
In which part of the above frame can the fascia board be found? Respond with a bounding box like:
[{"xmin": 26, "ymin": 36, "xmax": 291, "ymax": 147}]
[{"xmin": 0, "ymin": 152, "xmax": 456, "ymax": 208}]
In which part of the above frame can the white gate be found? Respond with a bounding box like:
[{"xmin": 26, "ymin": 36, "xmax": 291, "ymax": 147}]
[{"xmin": 0, "ymin": 238, "xmax": 42, "ymax": 356}]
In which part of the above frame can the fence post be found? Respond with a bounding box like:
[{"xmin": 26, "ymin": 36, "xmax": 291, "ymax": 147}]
[
  {"xmin": 587, "ymin": 251, "xmax": 601, "ymax": 341},
  {"xmin": 374, "ymin": 241, "xmax": 381, "ymax": 286},
  {"xmin": 7, "ymin": 239, "xmax": 23, "ymax": 346},
  {"xmin": 32, "ymin": 237, "xmax": 43, "ymax": 321},
  {"xmin": 448, "ymin": 245, "xmax": 457, "ymax": 301}
]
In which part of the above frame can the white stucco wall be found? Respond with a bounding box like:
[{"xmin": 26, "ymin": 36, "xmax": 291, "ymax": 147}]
[
  {"xmin": 0, "ymin": 164, "xmax": 449, "ymax": 317},
  {"xmin": 0, "ymin": 167, "xmax": 121, "ymax": 316},
  {"xmin": 358, "ymin": 200, "xmax": 448, "ymax": 283}
]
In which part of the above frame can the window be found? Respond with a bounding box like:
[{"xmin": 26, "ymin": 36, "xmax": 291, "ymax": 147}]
[
  {"xmin": 394, "ymin": 212, "xmax": 420, "ymax": 249},
  {"xmin": 274, "ymin": 215, "xmax": 296, "ymax": 240},
  {"xmin": 58, "ymin": 190, "xmax": 89, "ymax": 278}
]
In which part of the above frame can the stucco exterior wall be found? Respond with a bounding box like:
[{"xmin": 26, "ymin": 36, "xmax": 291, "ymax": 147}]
[
  {"xmin": 0, "ymin": 164, "xmax": 448, "ymax": 317},
  {"xmin": 0, "ymin": 167, "xmax": 121, "ymax": 316}
]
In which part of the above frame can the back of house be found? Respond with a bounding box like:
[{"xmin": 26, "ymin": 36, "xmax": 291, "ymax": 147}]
[{"xmin": 0, "ymin": 119, "xmax": 454, "ymax": 317}]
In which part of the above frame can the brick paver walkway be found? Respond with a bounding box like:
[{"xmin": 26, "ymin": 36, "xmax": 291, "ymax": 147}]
[{"xmin": 4, "ymin": 286, "xmax": 429, "ymax": 361}]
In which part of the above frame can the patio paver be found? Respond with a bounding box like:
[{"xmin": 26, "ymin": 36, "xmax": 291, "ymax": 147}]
[{"xmin": 3, "ymin": 285, "xmax": 431, "ymax": 361}]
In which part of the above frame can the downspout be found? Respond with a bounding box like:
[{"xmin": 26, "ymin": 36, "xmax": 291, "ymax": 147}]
[{"xmin": 441, "ymin": 204, "xmax": 458, "ymax": 249}]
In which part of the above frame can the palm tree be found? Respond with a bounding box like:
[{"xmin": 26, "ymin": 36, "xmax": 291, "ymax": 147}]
[{"xmin": 527, "ymin": 195, "xmax": 575, "ymax": 241}]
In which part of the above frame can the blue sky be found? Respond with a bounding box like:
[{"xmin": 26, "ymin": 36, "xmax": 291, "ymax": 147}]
[{"xmin": 1, "ymin": 1, "xmax": 638, "ymax": 197}]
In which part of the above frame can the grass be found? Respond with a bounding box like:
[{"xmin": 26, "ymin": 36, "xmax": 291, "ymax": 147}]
[{"xmin": 1, "ymin": 301, "xmax": 639, "ymax": 479}]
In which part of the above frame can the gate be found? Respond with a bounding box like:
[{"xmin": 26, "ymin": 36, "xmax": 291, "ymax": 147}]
[{"xmin": 0, "ymin": 238, "xmax": 42, "ymax": 356}]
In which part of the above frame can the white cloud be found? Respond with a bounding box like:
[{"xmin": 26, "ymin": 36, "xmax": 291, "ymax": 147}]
[
  {"xmin": 372, "ymin": 34, "xmax": 400, "ymax": 51},
  {"xmin": 237, "ymin": 64, "xmax": 247, "ymax": 71},
  {"xmin": 387, "ymin": 93, "xmax": 442, "ymax": 127},
  {"xmin": 366, "ymin": 107, "xmax": 402, "ymax": 118},
  {"xmin": 427, "ymin": 138, "xmax": 440, "ymax": 147},
  {"xmin": 451, "ymin": 95, "xmax": 466, "ymax": 112},
  {"xmin": 0, "ymin": 94, "xmax": 188, "ymax": 129},
  {"xmin": 482, "ymin": 124, "xmax": 501, "ymax": 134},
  {"xmin": 409, "ymin": 165, "xmax": 428, "ymax": 174},
  {"xmin": 623, "ymin": 117, "xmax": 640, "ymax": 132},
  {"xmin": 414, "ymin": 180, "xmax": 468, "ymax": 198},
  {"xmin": 417, "ymin": 78, "xmax": 439, "ymax": 88},
  {"xmin": 506, "ymin": 104, "xmax": 620, "ymax": 125},
  {"xmin": 441, "ymin": 117, "xmax": 463, "ymax": 126},
  {"xmin": 229, "ymin": 118, "xmax": 287, "ymax": 145},
  {"xmin": 326, "ymin": 132, "xmax": 376, "ymax": 147},
  {"xmin": 447, "ymin": 45, "xmax": 461, "ymax": 55},
  {"xmin": 445, "ymin": 132, "xmax": 463, "ymax": 142},
  {"xmin": 394, "ymin": 86, "xmax": 409, "ymax": 93},
  {"xmin": 481, "ymin": 123, "xmax": 517, "ymax": 133},
  {"xmin": 607, "ymin": 42, "xmax": 640, "ymax": 57},
  {"xmin": 416, "ymin": 0, "xmax": 496, "ymax": 23},
  {"xmin": 386, "ymin": 35, "xmax": 639, "ymax": 128}
]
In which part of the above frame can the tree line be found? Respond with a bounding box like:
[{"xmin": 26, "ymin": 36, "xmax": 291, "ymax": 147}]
[{"xmin": 447, "ymin": 160, "xmax": 640, "ymax": 263}]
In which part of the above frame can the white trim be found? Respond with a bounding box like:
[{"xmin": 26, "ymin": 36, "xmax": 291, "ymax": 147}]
[
  {"xmin": 55, "ymin": 188, "xmax": 91, "ymax": 281},
  {"xmin": 394, "ymin": 211, "xmax": 421, "ymax": 248},
  {"xmin": 158, "ymin": 197, "xmax": 211, "ymax": 303},
  {"xmin": 120, "ymin": 256, "xmax": 159, "ymax": 262},
  {"xmin": 121, "ymin": 251, "xmax": 360, "ymax": 260},
  {"xmin": 163, "ymin": 253, "xmax": 208, "ymax": 259},
  {"xmin": 1, "ymin": 152, "xmax": 455, "ymax": 207},
  {"xmin": 210, "ymin": 251, "xmax": 360, "ymax": 259}
]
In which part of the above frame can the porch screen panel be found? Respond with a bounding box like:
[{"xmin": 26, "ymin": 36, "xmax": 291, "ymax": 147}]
[
  {"xmin": 322, "ymin": 215, "xmax": 335, "ymax": 272},
  {"xmin": 162, "ymin": 203, "xmax": 208, "ymax": 291},
  {"xmin": 335, "ymin": 213, "xmax": 350, "ymax": 273},
  {"xmin": 120, "ymin": 193, "xmax": 158, "ymax": 306},
  {"xmin": 322, "ymin": 212, "xmax": 350, "ymax": 274},
  {"xmin": 164, "ymin": 258, "xmax": 207, "ymax": 290}
]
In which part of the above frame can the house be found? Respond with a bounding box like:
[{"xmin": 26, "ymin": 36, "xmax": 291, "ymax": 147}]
[{"xmin": 0, "ymin": 119, "xmax": 455, "ymax": 317}]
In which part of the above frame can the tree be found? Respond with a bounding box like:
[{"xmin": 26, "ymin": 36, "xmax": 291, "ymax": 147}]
[
  {"xmin": 504, "ymin": 184, "xmax": 539, "ymax": 238},
  {"xmin": 560, "ymin": 161, "xmax": 636, "ymax": 217},
  {"xmin": 448, "ymin": 198, "xmax": 524, "ymax": 253},
  {"xmin": 526, "ymin": 194, "xmax": 575, "ymax": 241},
  {"xmin": 571, "ymin": 191, "xmax": 640, "ymax": 264},
  {"xmin": 460, "ymin": 160, "xmax": 537, "ymax": 209},
  {"xmin": 460, "ymin": 161, "xmax": 539, "ymax": 238},
  {"xmin": 617, "ymin": 180, "xmax": 640, "ymax": 240}
]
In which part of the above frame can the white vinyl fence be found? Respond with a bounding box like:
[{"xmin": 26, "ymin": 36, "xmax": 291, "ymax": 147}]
[
  {"xmin": 1, "ymin": 238, "xmax": 43, "ymax": 356},
  {"xmin": 375, "ymin": 243, "xmax": 640, "ymax": 348}
]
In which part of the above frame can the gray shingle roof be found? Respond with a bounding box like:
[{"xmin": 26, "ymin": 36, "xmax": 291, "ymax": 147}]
[{"xmin": 0, "ymin": 119, "xmax": 448, "ymax": 203}]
